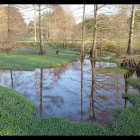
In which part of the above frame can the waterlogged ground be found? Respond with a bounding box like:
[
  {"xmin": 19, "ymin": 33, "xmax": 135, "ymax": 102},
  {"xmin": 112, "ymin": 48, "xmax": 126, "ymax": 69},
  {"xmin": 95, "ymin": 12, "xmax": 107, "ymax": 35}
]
[{"xmin": 0, "ymin": 59, "xmax": 138, "ymax": 126}]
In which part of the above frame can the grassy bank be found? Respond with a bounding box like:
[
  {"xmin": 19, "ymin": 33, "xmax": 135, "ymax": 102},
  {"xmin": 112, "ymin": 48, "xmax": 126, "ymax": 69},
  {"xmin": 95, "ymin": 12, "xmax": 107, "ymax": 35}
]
[
  {"xmin": 96, "ymin": 52, "xmax": 122, "ymax": 64},
  {"xmin": 127, "ymin": 78, "xmax": 140, "ymax": 89},
  {"xmin": 109, "ymin": 94, "xmax": 140, "ymax": 135},
  {"xmin": 0, "ymin": 47, "xmax": 79, "ymax": 70},
  {"xmin": 108, "ymin": 78, "xmax": 140, "ymax": 135},
  {"xmin": 96, "ymin": 52, "xmax": 140, "ymax": 64},
  {"xmin": 98, "ymin": 67, "xmax": 128, "ymax": 74},
  {"xmin": 0, "ymin": 85, "xmax": 140, "ymax": 135}
]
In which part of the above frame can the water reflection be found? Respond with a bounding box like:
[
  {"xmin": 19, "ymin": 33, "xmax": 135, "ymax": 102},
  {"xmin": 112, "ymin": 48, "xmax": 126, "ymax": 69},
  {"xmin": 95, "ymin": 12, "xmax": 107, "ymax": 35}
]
[
  {"xmin": 40, "ymin": 68, "xmax": 43, "ymax": 117},
  {"xmin": 124, "ymin": 79, "xmax": 129, "ymax": 108},
  {"xmin": 89, "ymin": 59, "xmax": 96, "ymax": 123},
  {"xmin": 0, "ymin": 60, "xmax": 139, "ymax": 126},
  {"xmin": 124, "ymin": 69, "xmax": 136, "ymax": 108},
  {"xmin": 80, "ymin": 57, "xmax": 84, "ymax": 121},
  {"xmin": 10, "ymin": 70, "xmax": 14, "ymax": 89}
]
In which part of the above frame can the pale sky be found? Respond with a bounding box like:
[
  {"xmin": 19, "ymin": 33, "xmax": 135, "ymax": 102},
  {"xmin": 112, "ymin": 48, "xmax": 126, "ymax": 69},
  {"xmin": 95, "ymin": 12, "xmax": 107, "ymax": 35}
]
[
  {"xmin": 65, "ymin": 5, "xmax": 118, "ymax": 23},
  {"xmin": 6, "ymin": 4, "xmax": 119, "ymax": 25}
]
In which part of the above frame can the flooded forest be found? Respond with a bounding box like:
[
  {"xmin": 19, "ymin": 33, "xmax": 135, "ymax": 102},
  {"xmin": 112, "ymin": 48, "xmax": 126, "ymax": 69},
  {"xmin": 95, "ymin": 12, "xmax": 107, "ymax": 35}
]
[{"xmin": 0, "ymin": 4, "xmax": 140, "ymax": 136}]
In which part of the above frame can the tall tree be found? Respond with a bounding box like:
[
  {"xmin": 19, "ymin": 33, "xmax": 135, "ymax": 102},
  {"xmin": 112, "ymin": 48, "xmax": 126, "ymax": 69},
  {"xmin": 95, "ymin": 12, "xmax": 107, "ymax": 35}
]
[
  {"xmin": 0, "ymin": 5, "xmax": 27, "ymax": 39},
  {"xmin": 80, "ymin": 4, "xmax": 86, "ymax": 58},
  {"xmin": 90, "ymin": 4, "xmax": 98, "ymax": 59},
  {"xmin": 38, "ymin": 4, "xmax": 46, "ymax": 55},
  {"xmin": 0, "ymin": 5, "xmax": 27, "ymax": 53},
  {"xmin": 7, "ymin": 4, "xmax": 10, "ymax": 39},
  {"xmin": 127, "ymin": 4, "xmax": 135, "ymax": 55},
  {"xmin": 33, "ymin": 4, "xmax": 37, "ymax": 42}
]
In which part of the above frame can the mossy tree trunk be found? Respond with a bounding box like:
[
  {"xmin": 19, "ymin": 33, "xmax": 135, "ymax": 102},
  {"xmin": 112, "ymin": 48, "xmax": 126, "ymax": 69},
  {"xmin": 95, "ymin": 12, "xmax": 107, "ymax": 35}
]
[{"xmin": 126, "ymin": 4, "xmax": 135, "ymax": 55}]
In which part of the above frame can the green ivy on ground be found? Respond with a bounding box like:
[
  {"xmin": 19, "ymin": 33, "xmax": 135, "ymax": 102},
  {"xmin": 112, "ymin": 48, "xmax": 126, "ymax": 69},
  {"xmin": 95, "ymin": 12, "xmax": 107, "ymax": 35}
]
[{"xmin": 0, "ymin": 85, "xmax": 140, "ymax": 136}]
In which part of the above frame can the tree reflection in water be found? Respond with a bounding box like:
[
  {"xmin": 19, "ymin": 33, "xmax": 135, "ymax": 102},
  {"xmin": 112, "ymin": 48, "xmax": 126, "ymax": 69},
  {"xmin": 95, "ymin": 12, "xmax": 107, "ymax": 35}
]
[
  {"xmin": 89, "ymin": 59, "xmax": 96, "ymax": 123},
  {"xmin": 124, "ymin": 69, "xmax": 135, "ymax": 109},
  {"xmin": 0, "ymin": 60, "xmax": 139, "ymax": 126},
  {"xmin": 10, "ymin": 69, "xmax": 14, "ymax": 89},
  {"xmin": 39, "ymin": 68, "xmax": 43, "ymax": 117},
  {"xmin": 37, "ymin": 66, "xmax": 68, "ymax": 117},
  {"xmin": 80, "ymin": 57, "xmax": 84, "ymax": 121}
]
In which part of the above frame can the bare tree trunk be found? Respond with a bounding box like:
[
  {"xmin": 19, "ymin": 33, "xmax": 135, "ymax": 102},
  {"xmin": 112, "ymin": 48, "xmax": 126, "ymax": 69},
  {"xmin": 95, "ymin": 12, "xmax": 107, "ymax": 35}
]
[
  {"xmin": 80, "ymin": 4, "xmax": 85, "ymax": 58},
  {"xmin": 33, "ymin": 5, "xmax": 37, "ymax": 42},
  {"xmin": 80, "ymin": 5, "xmax": 88, "ymax": 119},
  {"xmin": 45, "ymin": 15, "xmax": 48, "ymax": 40},
  {"xmin": 38, "ymin": 4, "xmax": 46, "ymax": 55},
  {"xmin": 47, "ymin": 21, "xmax": 50, "ymax": 40},
  {"xmin": 6, "ymin": 4, "xmax": 13, "ymax": 54},
  {"xmin": 54, "ymin": 15, "xmax": 56, "ymax": 42},
  {"xmin": 34, "ymin": 21, "xmax": 37, "ymax": 42},
  {"xmin": 90, "ymin": 5, "xmax": 98, "ymax": 59},
  {"xmin": 47, "ymin": 9, "xmax": 50, "ymax": 40},
  {"xmin": 62, "ymin": 12, "xmax": 66, "ymax": 49},
  {"xmin": 127, "ymin": 4, "xmax": 135, "ymax": 55},
  {"xmin": 7, "ymin": 4, "xmax": 10, "ymax": 39},
  {"xmin": 64, "ymin": 20, "xmax": 66, "ymax": 49}
]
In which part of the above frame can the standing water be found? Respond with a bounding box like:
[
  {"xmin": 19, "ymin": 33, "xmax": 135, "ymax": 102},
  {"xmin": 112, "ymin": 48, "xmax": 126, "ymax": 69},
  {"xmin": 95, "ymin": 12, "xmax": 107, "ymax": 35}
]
[{"xmin": 0, "ymin": 59, "xmax": 138, "ymax": 126}]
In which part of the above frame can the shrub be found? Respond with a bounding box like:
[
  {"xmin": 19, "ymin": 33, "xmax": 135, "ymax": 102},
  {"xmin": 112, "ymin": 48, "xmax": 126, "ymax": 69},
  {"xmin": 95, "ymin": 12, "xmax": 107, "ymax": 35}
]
[{"xmin": 106, "ymin": 41, "xmax": 116, "ymax": 50}]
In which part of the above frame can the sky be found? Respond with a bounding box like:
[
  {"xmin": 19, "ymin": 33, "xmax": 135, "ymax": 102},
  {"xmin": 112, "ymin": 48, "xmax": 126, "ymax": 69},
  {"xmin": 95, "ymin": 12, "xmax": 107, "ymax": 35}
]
[
  {"xmin": 2, "ymin": 4, "xmax": 119, "ymax": 25},
  {"xmin": 65, "ymin": 5, "xmax": 118, "ymax": 23}
]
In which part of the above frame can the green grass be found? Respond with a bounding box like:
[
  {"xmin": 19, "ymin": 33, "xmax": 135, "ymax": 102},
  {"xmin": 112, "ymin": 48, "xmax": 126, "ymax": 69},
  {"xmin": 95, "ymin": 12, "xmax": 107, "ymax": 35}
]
[
  {"xmin": 0, "ymin": 47, "xmax": 79, "ymax": 70},
  {"xmin": 109, "ymin": 94, "xmax": 140, "ymax": 136},
  {"xmin": 108, "ymin": 77, "xmax": 140, "ymax": 135},
  {"xmin": 96, "ymin": 52, "xmax": 140, "ymax": 68},
  {"xmin": 127, "ymin": 78, "xmax": 140, "ymax": 89},
  {"xmin": 98, "ymin": 67, "xmax": 128, "ymax": 74},
  {"xmin": 96, "ymin": 52, "xmax": 122, "ymax": 64}
]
